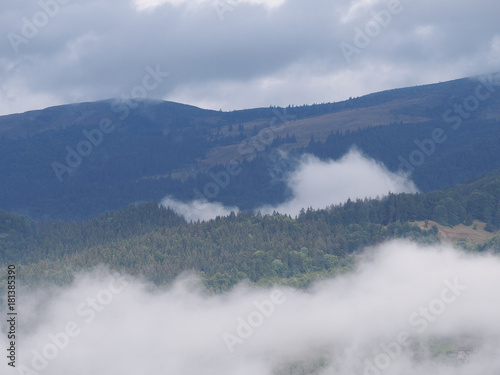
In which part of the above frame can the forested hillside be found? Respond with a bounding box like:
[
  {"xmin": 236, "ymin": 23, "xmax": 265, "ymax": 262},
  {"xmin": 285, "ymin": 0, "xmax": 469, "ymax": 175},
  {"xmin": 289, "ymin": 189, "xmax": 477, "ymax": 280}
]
[
  {"xmin": 1, "ymin": 75, "xmax": 499, "ymax": 220},
  {"xmin": 1, "ymin": 169, "xmax": 499, "ymax": 292}
]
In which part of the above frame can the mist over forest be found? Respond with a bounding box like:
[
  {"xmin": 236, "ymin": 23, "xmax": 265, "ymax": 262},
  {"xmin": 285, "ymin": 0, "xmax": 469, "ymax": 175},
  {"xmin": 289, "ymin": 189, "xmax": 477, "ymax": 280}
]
[
  {"xmin": 2, "ymin": 0, "xmax": 500, "ymax": 373},
  {"xmin": 2, "ymin": 240, "xmax": 500, "ymax": 375}
]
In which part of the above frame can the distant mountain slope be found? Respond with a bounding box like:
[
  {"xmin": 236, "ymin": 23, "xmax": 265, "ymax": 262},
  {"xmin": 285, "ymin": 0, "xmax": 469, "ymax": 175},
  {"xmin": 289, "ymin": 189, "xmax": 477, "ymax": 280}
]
[
  {"xmin": 0, "ymin": 100, "xmax": 225, "ymax": 139},
  {"xmin": 0, "ymin": 73, "xmax": 499, "ymax": 219},
  {"xmin": 200, "ymin": 75, "xmax": 500, "ymax": 166},
  {"xmin": 2, "ymin": 74, "xmax": 498, "ymax": 141}
]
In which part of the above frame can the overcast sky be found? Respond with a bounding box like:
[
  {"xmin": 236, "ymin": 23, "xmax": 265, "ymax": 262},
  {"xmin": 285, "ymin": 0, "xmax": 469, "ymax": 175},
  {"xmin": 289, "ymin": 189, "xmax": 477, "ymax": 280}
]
[{"xmin": 1, "ymin": 0, "xmax": 499, "ymax": 116}]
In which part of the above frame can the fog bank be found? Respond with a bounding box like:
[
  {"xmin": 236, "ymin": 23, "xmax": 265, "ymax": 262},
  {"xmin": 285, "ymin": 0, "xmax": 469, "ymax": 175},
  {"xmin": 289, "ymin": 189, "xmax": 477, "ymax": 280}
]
[
  {"xmin": 162, "ymin": 149, "xmax": 417, "ymax": 221},
  {"xmin": 2, "ymin": 240, "xmax": 500, "ymax": 374},
  {"xmin": 258, "ymin": 150, "xmax": 418, "ymax": 216}
]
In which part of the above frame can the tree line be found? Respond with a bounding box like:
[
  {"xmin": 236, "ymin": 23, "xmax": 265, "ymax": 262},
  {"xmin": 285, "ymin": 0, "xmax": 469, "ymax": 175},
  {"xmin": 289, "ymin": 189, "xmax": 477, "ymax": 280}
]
[{"xmin": 1, "ymin": 169, "xmax": 499, "ymax": 292}]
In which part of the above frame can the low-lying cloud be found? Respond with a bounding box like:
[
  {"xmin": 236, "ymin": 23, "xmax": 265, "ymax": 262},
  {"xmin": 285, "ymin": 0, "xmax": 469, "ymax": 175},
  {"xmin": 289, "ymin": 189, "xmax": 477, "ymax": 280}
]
[
  {"xmin": 160, "ymin": 196, "xmax": 239, "ymax": 222},
  {"xmin": 2, "ymin": 240, "xmax": 500, "ymax": 374},
  {"xmin": 162, "ymin": 149, "xmax": 417, "ymax": 221},
  {"xmin": 259, "ymin": 149, "xmax": 418, "ymax": 216}
]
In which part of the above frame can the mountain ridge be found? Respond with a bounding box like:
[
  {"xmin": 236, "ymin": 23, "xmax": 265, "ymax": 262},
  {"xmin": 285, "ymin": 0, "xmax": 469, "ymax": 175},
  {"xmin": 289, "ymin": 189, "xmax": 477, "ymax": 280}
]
[
  {"xmin": 1, "ymin": 73, "xmax": 500, "ymax": 219},
  {"xmin": 2, "ymin": 73, "xmax": 499, "ymax": 140}
]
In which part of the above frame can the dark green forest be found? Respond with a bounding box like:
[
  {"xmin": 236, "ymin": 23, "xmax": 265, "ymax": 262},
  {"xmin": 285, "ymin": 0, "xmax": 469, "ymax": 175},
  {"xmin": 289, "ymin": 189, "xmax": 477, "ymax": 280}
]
[{"xmin": 1, "ymin": 169, "xmax": 499, "ymax": 292}]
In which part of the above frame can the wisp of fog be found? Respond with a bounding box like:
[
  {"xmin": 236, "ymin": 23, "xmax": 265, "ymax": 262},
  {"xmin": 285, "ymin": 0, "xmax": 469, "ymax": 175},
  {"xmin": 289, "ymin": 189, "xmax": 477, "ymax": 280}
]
[
  {"xmin": 161, "ymin": 149, "xmax": 418, "ymax": 222},
  {"xmin": 2, "ymin": 240, "xmax": 500, "ymax": 375},
  {"xmin": 258, "ymin": 149, "xmax": 418, "ymax": 216},
  {"xmin": 160, "ymin": 197, "xmax": 240, "ymax": 222}
]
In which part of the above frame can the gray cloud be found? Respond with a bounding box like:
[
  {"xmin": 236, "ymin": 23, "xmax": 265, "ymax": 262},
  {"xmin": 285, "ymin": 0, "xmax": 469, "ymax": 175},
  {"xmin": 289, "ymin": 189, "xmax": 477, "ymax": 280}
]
[
  {"xmin": 2, "ymin": 240, "xmax": 500, "ymax": 374},
  {"xmin": 1, "ymin": 0, "xmax": 499, "ymax": 115}
]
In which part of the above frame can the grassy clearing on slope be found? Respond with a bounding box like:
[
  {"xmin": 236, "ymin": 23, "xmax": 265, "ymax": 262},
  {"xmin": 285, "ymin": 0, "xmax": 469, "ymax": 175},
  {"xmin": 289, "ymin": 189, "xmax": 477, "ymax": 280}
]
[{"xmin": 414, "ymin": 220, "xmax": 499, "ymax": 246}]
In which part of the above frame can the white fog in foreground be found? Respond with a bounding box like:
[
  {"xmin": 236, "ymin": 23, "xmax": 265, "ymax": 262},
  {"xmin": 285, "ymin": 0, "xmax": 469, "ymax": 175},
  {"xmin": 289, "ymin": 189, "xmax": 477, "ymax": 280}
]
[
  {"xmin": 161, "ymin": 150, "xmax": 418, "ymax": 221},
  {"xmin": 2, "ymin": 240, "xmax": 500, "ymax": 375}
]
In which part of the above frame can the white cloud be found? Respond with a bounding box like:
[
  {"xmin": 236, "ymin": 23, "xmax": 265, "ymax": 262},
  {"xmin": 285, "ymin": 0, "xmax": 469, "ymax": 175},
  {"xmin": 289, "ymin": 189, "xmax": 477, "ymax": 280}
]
[
  {"xmin": 161, "ymin": 196, "xmax": 239, "ymax": 222},
  {"xmin": 259, "ymin": 149, "xmax": 418, "ymax": 216},
  {"xmin": 133, "ymin": 0, "xmax": 287, "ymax": 10},
  {"xmin": 340, "ymin": 0, "xmax": 384, "ymax": 24},
  {"xmin": 160, "ymin": 149, "xmax": 417, "ymax": 221},
  {"xmin": 2, "ymin": 240, "xmax": 500, "ymax": 374}
]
